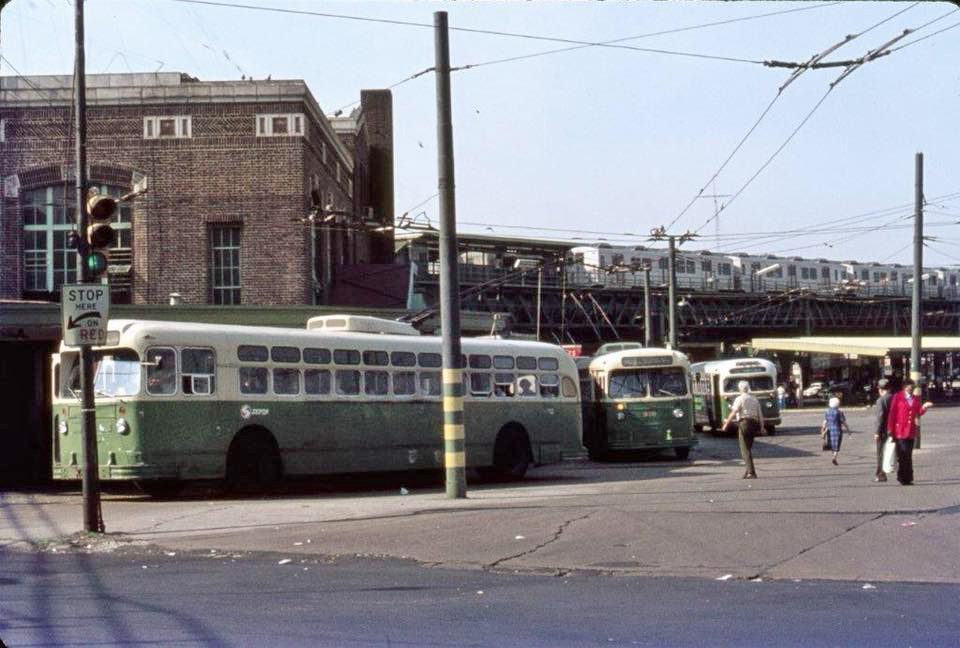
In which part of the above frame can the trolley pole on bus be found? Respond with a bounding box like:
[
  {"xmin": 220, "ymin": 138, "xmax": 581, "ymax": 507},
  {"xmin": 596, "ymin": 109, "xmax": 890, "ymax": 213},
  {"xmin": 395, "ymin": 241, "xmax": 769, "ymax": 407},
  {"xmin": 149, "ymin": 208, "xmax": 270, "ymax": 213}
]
[
  {"xmin": 911, "ymin": 152, "xmax": 923, "ymax": 448},
  {"xmin": 434, "ymin": 11, "xmax": 466, "ymax": 498},
  {"xmin": 74, "ymin": 0, "xmax": 103, "ymax": 533}
]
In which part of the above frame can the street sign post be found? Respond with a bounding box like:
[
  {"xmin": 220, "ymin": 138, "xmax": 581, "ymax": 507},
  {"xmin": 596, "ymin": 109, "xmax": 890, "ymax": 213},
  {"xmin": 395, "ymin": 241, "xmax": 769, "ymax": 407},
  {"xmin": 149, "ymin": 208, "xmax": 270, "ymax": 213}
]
[{"xmin": 61, "ymin": 284, "xmax": 110, "ymax": 347}]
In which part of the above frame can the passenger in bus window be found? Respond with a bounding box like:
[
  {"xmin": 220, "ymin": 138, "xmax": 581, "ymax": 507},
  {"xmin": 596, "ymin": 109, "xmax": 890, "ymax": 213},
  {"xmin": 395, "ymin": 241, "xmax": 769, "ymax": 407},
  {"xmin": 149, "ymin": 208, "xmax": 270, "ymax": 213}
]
[{"xmin": 517, "ymin": 375, "xmax": 537, "ymax": 396}]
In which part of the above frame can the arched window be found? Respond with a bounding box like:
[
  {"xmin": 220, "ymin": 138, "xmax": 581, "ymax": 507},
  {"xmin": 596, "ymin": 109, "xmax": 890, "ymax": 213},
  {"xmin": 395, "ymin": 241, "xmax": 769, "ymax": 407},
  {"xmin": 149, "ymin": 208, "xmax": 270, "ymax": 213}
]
[{"xmin": 22, "ymin": 184, "xmax": 132, "ymax": 294}]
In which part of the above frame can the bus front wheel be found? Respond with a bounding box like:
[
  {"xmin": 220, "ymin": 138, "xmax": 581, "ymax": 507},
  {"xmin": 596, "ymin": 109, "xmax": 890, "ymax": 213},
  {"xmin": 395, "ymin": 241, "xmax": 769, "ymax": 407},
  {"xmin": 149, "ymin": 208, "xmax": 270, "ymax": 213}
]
[
  {"xmin": 490, "ymin": 425, "xmax": 532, "ymax": 481},
  {"xmin": 226, "ymin": 429, "xmax": 282, "ymax": 493}
]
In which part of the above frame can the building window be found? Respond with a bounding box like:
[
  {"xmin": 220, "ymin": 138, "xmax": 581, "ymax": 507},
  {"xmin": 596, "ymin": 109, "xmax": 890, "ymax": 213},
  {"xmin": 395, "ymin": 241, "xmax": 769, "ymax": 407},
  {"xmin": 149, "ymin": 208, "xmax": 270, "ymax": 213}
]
[
  {"xmin": 336, "ymin": 162, "xmax": 342, "ymax": 183},
  {"xmin": 0, "ymin": 118, "xmax": 6, "ymax": 142},
  {"xmin": 321, "ymin": 140, "xmax": 327, "ymax": 164},
  {"xmin": 347, "ymin": 178, "xmax": 353, "ymax": 197},
  {"xmin": 256, "ymin": 113, "xmax": 305, "ymax": 137},
  {"xmin": 21, "ymin": 184, "xmax": 132, "ymax": 294},
  {"xmin": 210, "ymin": 226, "xmax": 241, "ymax": 304},
  {"xmin": 144, "ymin": 116, "xmax": 191, "ymax": 139}
]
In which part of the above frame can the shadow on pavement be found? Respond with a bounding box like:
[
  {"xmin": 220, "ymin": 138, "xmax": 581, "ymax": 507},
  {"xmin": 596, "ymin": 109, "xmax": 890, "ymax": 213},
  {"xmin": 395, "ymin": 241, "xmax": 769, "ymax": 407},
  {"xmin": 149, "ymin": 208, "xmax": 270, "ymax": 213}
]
[{"xmin": 0, "ymin": 491, "xmax": 230, "ymax": 646}]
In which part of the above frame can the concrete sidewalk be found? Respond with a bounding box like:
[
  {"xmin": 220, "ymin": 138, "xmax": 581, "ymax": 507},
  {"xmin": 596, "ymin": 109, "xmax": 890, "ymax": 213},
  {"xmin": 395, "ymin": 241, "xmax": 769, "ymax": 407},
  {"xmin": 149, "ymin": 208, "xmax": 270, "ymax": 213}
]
[{"xmin": 3, "ymin": 408, "xmax": 958, "ymax": 583}]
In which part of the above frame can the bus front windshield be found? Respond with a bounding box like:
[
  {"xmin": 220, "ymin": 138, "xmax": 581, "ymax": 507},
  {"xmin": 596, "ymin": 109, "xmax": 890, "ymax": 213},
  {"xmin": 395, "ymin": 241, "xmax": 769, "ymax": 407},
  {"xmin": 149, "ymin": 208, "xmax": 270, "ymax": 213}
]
[
  {"xmin": 68, "ymin": 349, "xmax": 141, "ymax": 398},
  {"xmin": 723, "ymin": 375, "xmax": 774, "ymax": 394},
  {"xmin": 608, "ymin": 367, "xmax": 688, "ymax": 399}
]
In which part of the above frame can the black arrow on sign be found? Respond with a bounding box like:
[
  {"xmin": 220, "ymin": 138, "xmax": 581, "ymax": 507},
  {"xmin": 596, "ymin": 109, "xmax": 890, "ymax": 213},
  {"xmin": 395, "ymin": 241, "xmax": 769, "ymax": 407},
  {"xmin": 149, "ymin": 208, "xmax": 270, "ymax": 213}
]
[{"xmin": 67, "ymin": 312, "xmax": 100, "ymax": 329}]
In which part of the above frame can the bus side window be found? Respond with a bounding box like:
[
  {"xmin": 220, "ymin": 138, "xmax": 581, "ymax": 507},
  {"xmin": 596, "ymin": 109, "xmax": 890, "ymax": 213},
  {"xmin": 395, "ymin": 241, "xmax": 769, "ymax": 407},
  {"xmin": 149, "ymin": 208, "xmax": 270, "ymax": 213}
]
[
  {"xmin": 239, "ymin": 367, "xmax": 268, "ymax": 394},
  {"xmin": 470, "ymin": 373, "xmax": 492, "ymax": 397},
  {"xmin": 146, "ymin": 347, "xmax": 177, "ymax": 395},
  {"xmin": 494, "ymin": 373, "xmax": 515, "ymax": 397},
  {"xmin": 304, "ymin": 369, "xmax": 330, "ymax": 395},
  {"xmin": 182, "ymin": 348, "xmax": 215, "ymax": 395},
  {"xmin": 517, "ymin": 356, "xmax": 537, "ymax": 371},
  {"xmin": 419, "ymin": 371, "xmax": 441, "ymax": 396},
  {"xmin": 273, "ymin": 368, "xmax": 300, "ymax": 395},
  {"xmin": 517, "ymin": 374, "xmax": 537, "ymax": 397},
  {"xmin": 364, "ymin": 370, "xmax": 389, "ymax": 395},
  {"xmin": 540, "ymin": 373, "xmax": 559, "ymax": 398},
  {"xmin": 336, "ymin": 369, "xmax": 361, "ymax": 395},
  {"xmin": 562, "ymin": 376, "xmax": 578, "ymax": 398},
  {"xmin": 393, "ymin": 371, "xmax": 417, "ymax": 395}
]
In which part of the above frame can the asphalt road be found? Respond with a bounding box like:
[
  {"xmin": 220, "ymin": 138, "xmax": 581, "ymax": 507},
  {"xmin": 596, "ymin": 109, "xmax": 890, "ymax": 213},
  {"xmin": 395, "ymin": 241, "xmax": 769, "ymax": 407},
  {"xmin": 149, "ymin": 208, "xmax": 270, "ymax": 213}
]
[{"xmin": 2, "ymin": 547, "xmax": 959, "ymax": 648}]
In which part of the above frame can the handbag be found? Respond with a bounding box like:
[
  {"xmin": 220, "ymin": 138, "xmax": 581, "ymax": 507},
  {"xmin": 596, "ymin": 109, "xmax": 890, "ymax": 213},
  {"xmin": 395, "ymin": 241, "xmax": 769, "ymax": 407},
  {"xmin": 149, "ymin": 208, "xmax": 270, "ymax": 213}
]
[
  {"xmin": 882, "ymin": 436, "xmax": 898, "ymax": 473},
  {"xmin": 821, "ymin": 429, "xmax": 830, "ymax": 451}
]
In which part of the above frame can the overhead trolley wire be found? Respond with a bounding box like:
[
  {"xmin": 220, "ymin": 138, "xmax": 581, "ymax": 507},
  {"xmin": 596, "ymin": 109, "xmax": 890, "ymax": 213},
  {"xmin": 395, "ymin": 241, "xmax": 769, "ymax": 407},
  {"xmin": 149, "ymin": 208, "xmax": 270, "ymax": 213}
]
[{"xmin": 164, "ymin": 0, "xmax": 766, "ymax": 65}]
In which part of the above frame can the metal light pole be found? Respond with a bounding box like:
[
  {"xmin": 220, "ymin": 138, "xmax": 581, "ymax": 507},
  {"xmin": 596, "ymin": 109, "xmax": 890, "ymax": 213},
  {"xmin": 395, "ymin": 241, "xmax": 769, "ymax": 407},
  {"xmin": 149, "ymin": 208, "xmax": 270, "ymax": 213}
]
[
  {"xmin": 434, "ymin": 11, "xmax": 466, "ymax": 498},
  {"xmin": 667, "ymin": 235, "xmax": 678, "ymax": 349},
  {"xmin": 74, "ymin": 0, "xmax": 102, "ymax": 533},
  {"xmin": 911, "ymin": 152, "xmax": 923, "ymax": 448},
  {"xmin": 642, "ymin": 265, "xmax": 652, "ymax": 347}
]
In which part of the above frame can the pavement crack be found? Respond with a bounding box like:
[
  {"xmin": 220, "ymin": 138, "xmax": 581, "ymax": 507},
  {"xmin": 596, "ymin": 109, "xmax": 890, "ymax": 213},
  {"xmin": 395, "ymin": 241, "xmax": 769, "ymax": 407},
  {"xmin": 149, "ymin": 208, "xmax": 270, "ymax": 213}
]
[
  {"xmin": 753, "ymin": 512, "xmax": 887, "ymax": 579},
  {"xmin": 486, "ymin": 513, "xmax": 591, "ymax": 569}
]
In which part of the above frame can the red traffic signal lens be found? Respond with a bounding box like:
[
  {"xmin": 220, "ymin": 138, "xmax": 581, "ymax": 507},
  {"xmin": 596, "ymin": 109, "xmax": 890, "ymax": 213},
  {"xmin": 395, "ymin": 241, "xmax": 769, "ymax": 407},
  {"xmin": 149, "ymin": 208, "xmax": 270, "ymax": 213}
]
[{"xmin": 86, "ymin": 195, "xmax": 118, "ymax": 222}]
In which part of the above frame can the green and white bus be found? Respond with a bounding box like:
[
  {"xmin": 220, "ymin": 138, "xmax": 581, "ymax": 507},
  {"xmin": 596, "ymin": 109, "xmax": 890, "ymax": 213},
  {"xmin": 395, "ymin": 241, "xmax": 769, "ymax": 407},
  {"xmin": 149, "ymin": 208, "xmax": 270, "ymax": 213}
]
[
  {"xmin": 580, "ymin": 348, "xmax": 696, "ymax": 460},
  {"xmin": 51, "ymin": 316, "xmax": 582, "ymax": 494},
  {"xmin": 691, "ymin": 358, "xmax": 780, "ymax": 435}
]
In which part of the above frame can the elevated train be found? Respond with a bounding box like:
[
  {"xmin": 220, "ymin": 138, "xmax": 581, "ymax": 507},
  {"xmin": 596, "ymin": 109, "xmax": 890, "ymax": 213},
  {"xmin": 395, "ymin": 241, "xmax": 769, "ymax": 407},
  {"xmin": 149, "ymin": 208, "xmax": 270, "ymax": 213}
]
[{"xmin": 565, "ymin": 245, "xmax": 959, "ymax": 298}]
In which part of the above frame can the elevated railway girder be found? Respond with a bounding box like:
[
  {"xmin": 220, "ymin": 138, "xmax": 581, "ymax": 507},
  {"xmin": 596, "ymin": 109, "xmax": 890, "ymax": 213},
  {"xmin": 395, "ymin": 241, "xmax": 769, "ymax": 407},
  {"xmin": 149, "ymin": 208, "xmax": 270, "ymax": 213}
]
[{"xmin": 419, "ymin": 280, "xmax": 960, "ymax": 346}]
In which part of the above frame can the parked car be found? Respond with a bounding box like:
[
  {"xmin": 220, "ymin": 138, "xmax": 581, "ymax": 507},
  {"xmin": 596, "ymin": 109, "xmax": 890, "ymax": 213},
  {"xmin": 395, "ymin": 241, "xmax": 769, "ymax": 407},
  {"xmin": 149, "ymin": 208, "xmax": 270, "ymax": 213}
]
[{"xmin": 802, "ymin": 382, "xmax": 824, "ymax": 398}]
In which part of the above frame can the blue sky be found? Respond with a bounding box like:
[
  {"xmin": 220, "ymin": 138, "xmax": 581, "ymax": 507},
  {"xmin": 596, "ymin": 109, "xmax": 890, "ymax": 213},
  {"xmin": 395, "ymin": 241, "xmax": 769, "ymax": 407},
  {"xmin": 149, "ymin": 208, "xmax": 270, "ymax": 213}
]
[{"xmin": 3, "ymin": 1, "xmax": 958, "ymax": 266}]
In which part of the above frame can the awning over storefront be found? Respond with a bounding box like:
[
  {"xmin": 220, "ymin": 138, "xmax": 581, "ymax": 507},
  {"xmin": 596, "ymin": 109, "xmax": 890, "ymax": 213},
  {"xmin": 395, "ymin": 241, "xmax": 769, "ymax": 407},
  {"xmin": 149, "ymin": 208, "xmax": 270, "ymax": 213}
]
[{"xmin": 750, "ymin": 336, "xmax": 960, "ymax": 358}]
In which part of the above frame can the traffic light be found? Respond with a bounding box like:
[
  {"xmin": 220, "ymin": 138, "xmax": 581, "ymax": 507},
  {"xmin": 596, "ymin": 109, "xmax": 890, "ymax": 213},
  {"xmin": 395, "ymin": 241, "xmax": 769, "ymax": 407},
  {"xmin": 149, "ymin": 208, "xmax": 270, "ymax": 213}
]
[{"xmin": 83, "ymin": 189, "xmax": 117, "ymax": 279}]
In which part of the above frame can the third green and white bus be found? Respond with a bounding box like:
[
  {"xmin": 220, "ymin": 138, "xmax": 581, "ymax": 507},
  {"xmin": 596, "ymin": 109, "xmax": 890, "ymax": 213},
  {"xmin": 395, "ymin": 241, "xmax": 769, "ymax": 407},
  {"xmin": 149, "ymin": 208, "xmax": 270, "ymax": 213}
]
[{"xmin": 691, "ymin": 358, "xmax": 781, "ymax": 435}]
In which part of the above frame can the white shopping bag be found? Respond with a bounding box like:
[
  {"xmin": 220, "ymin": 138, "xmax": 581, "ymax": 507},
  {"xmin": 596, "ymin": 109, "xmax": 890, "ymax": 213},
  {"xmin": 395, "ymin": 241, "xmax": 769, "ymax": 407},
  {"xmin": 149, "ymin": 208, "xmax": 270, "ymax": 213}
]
[{"xmin": 882, "ymin": 437, "xmax": 898, "ymax": 474}]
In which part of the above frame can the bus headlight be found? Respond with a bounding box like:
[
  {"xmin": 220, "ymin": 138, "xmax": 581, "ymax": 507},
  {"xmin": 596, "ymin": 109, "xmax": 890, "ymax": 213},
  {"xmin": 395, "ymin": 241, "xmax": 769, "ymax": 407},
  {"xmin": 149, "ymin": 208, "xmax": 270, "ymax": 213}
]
[
  {"xmin": 764, "ymin": 402, "xmax": 773, "ymax": 408},
  {"xmin": 616, "ymin": 412, "xmax": 626, "ymax": 421},
  {"xmin": 115, "ymin": 418, "xmax": 130, "ymax": 435},
  {"xmin": 673, "ymin": 408, "xmax": 685, "ymax": 419},
  {"xmin": 57, "ymin": 419, "xmax": 68, "ymax": 435}
]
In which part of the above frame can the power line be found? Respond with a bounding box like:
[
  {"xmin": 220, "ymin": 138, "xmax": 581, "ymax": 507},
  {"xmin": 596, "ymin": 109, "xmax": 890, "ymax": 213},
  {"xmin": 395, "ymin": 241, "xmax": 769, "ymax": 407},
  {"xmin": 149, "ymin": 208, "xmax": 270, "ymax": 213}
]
[
  {"xmin": 451, "ymin": 3, "xmax": 842, "ymax": 72},
  {"xmin": 163, "ymin": 0, "xmax": 765, "ymax": 65}
]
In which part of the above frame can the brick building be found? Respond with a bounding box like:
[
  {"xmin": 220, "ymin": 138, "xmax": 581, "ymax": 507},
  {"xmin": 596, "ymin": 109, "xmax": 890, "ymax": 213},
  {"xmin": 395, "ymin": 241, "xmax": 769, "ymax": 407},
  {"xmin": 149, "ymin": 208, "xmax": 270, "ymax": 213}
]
[{"xmin": 0, "ymin": 72, "xmax": 394, "ymax": 305}]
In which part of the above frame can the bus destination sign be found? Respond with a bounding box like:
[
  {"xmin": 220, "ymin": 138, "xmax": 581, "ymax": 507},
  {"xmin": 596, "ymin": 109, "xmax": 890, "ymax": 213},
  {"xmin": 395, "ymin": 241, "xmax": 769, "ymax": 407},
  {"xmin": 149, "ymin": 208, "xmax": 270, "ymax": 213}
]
[
  {"xmin": 61, "ymin": 284, "xmax": 110, "ymax": 347},
  {"xmin": 622, "ymin": 355, "xmax": 673, "ymax": 367}
]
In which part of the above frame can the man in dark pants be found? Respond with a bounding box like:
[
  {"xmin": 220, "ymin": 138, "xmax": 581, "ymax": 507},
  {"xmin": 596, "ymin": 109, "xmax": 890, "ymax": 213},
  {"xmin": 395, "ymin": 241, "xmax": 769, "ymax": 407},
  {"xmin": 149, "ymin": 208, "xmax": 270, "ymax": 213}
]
[
  {"xmin": 873, "ymin": 379, "xmax": 892, "ymax": 482},
  {"xmin": 722, "ymin": 380, "xmax": 764, "ymax": 479},
  {"xmin": 887, "ymin": 379, "xmax": 933, "ymax": 485}
]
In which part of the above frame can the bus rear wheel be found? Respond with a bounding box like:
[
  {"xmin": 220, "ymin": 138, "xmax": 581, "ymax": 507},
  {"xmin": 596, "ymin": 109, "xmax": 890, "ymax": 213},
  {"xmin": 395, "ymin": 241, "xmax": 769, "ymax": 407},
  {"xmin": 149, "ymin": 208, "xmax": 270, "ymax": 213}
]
[
  {"xmin": 490, "ymin": 425, "xmax": 532, "ymax": 481},
  {"xmin": 226, "ymin": 430, "xmax": 282, "ymax": 494}
]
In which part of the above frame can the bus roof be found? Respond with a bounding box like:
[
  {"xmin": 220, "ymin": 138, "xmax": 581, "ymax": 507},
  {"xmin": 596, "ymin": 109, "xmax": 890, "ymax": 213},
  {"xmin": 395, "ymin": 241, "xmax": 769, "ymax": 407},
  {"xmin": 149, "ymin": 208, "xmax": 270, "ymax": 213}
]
[
  {"xmin": 690, "ymin": 358, "xmax": 777, "ymax": 375},
  {"xmin": 588, "ymin": 347, "xmax": 690, "ymax": 372},
  {"xmin": 59, "ymin": 319, "xmax": 573, "ymax": 360}
]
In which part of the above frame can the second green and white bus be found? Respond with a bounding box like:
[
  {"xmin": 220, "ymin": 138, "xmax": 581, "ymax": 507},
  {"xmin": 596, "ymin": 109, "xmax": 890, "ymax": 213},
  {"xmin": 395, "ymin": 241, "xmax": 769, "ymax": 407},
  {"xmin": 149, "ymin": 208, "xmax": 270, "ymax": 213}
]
[
  {"xmin": 51, "ymin": 315, "xmax": 583, "ymax": 495},
  {"xmin": 691, "ymin": 358, "xmax": 781, "ymax": 435},
  {"xmin": 580, "ymin": 348, "xmax": 697, "ymax": 460}
]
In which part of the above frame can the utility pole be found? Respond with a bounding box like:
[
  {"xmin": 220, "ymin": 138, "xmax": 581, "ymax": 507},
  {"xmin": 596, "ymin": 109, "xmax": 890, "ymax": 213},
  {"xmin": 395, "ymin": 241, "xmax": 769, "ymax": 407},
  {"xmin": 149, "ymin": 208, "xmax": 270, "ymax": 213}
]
[
  {"xmin": 642, "ymin": 265, "xmax": 652, "ymax": 347},
  {"xmin": 911, "ymin": 152, "xmax": 923, "ymax": 448},
  {"xmin": 434, "ymin": 11, "xmax": 466, "ymax": 499},
  {"xmin": 536, "ymin": 265, "xmax": 542, "ymax": 341},
  {"xmin": 667, "ymin": 236, "xmax": 678, "ymax": 349},
  {"xmin": 74, "ymin": 0, "xmax": 102, "ymax": 533}
]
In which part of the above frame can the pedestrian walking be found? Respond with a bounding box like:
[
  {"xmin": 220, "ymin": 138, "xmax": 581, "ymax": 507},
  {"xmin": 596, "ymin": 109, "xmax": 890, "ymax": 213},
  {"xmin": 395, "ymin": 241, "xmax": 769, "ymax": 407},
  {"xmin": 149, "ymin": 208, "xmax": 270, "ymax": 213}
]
[
  {"xmin": 873, "ymin": 379, "xmax": 893, "ymax": 482},
  {"xmin": 777, "ymin": 384, "xmax": 787, "ymax": 411},
  {"xmin": 722, "ymin": 380, "xmax": 763, "ymax": 479},
  {"xmin": 820, "ymin": 397, "xmax": 849, "ymax": 466},
  {"xmin": 886, "ymin": 379, "xmax": 933, "ymax": 485}
]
